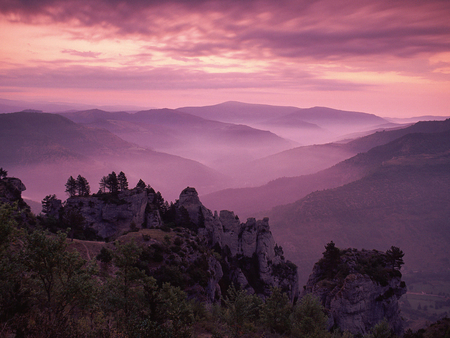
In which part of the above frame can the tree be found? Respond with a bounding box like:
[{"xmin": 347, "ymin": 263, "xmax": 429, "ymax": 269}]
[
  {"xmin": 290, "ymin": 293, "xmax": 330, "ymax": 338},
  {"xmin": 118, "ymin": 171, "xmax": 128, "ymax": 191},
  {"xmin": 106, "ymin": 171, "xmax": 119, "ymax": 194},
  {"xmin": 76, "ymin": 175, "xmax": 90, "ymax": 196},
  {"xmin": 99, "ymin": 176, "xmax": 108, "ymax": 193},
  {"xmin": 386, "ymin": 246, "xmax": 404, "ymax": 271},
  {"xmin": 0, "ymin": 167, "xmax": 7, "ymax": 179},
  {"xmin": 22, "ymin": 230, "xmax": 98, "ymax": 336},
  {"xmin": 222, "ymin": 284, "xmax": 261, "ymax": 338},
  {"xmin": 65, "ymin": 176, "xmax": 77, "ymax": 197},
  {"xmin": 364, "ymin": 318, "xmax": 396, "ymax": 338},
  {"xmin": 260, "ymin": 287, "xmax": 292, "ymax": 334},
  {"xmin": 41, "ymin": 194, "xmax": 60, "ymax": 215},
  {"xmin": 136, "ymin": 179, "xmax": 146, "ymax": 189}
]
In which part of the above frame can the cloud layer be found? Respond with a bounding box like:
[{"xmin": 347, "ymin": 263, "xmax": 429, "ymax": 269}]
[{"xmin": 1, "ymin": 0, "xmax": 449, "ymax": 115}]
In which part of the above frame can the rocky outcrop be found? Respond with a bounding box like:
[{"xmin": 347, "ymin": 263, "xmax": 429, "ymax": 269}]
[
  {"xmin": 0, "ymin": 177, "xmax": 26, "ymax": 205},
  {"xmin": 303, "ymin": 247, "xmax": 406, "ymax": 335},
  {"xmin": 64, "ymin": 187, "xmax": 162, "ymax": 239},
  {"xmin": 177, "ymin": 187, "xmax": 299, "ymax": 301}
]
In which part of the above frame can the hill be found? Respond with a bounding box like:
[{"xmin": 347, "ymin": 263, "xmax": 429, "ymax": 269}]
[
  {"xmin": 201, "ymin": 119, "xmax": 450, "ymax": 218},
  {"xmin": 1, "ymin": 111, "xmax": 227, "ymax": 202},
  {"xmin": 60, "ymin": 108, "xmax": 294, "ymax": 172},
  {"xmin": 266, "ymin": 130, "xmax": 450, "ymax": 284}
]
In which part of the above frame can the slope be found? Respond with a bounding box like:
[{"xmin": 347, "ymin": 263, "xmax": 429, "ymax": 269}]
[
  {"xmin": 1, "ymin": 111, "xmax": 227, "ymax": 202},
  {"xmin": 267, "ymin": 130, "xmax": 450, "ymax": 284},
  {"xmin": 201, "ymin": 119, "xmax": 450, "ymax": 217}
]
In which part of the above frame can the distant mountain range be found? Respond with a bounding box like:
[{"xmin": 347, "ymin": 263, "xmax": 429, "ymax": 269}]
[
  {"xmin": 1, "ymin": 112, "xmax": 227, "ymax": 202},
  {"xmin": 267, "ymin": 129, "xmax": 450, "ymax": 284},
  {"xmin": 201, "ymin": 119, "xmax": 450, "ymax": 217},
  {"xmin": 59, "ymin": 108, "xmax": 294, "ymax": 172}
]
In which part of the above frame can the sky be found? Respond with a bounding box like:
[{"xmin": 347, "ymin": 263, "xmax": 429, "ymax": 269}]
[{"xmin": 0, "ymin": 0, "xmax": 449, "ymax": 117}]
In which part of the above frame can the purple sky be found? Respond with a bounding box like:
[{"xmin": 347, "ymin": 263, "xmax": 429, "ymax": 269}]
[{"xmin": 1, "ymin": 0, "xmax": 449, "ymax": 116}]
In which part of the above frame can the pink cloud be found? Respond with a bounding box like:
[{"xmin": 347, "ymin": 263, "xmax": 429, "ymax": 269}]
[
  {"xmin": 2, "ymin": 0, "xmax": 449, "ymax": 60},
  {"xmin": 61, "ymin": 49, "xmax": 101, "ymax": 58}
]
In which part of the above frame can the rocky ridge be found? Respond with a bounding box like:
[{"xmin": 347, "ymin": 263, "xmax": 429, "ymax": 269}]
[
  {"xmin": 304, "ymin": 245, "xmax": 406, "ymax": 335},
  {"xmin": 57, "ymin": 185, "xmax": 298, "ymax": 301}
]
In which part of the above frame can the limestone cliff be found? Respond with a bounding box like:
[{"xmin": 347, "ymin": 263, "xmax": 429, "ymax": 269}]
[
  {"xmin": 0, "ymin": 177, "xmax": 27, "ymax": 206},
  {"xmin": 177, "ymin": 187, "xmax": 299, "ymax": 301},
  {"xmin": 63, "ymin": 187, "xmax": 162, "ymax": 239},
  {"xmin": 303, "ymin": 246, "xmax": 406, "ymax": 335}
]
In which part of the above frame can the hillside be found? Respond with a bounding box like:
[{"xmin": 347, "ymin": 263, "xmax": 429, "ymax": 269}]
[
  {"xmin": 1, "ymin": 112, "xmax": 227, "ymax": 202},
  {"xmin": 201, "ymin": 119, "xmax": 450, "ymax": 218},
  {"xmin": 61, "ymin": 107, "xmax": 294, "ymax": 172},
  {"xmin": 266, "ymin": 131, "xmax": 450, "ymax": 284}
]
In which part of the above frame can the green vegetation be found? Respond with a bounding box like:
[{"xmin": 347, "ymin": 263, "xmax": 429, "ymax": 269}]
[{"xmin": 317, "ymin": 242, "xmax": 403, "ymax": 287}]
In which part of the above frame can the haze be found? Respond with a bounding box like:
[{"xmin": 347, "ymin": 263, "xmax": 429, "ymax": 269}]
[{"xmin": 1, "ymin": 0, "xmax": 450, "ymax": 117}]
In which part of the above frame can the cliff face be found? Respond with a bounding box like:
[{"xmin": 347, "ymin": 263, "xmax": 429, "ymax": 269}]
[
  {"xmin": 0, "ymin": 177, "xmax": 26, "ymax": 205},
  {"xmin": 303, "ymin": 247, "xmax": 406, "ymax": 335},
  {"xmin": 177, "ymin": 187, "xmax": 299, "ymax": 301},
  {"xmin": 64, "ymin": 187, "xmax": 162, "ymax": 238}
]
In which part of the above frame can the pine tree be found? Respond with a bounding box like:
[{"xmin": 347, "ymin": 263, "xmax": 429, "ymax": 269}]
[
  {"xmin": 99, "ymin": 176, "xmax": 108, "ymax": 193},
  {"xmin": 41, "ymin": 194, "xmax": 57, "ymax": 215},
  {"xmin": 386, "ymin": 246, "xmax": 404, "ymax": 270},
  {"xmin": 118, "ymin": 171, "xmax": 128, "ymax": 191},
  {"xmin": 65, "ymin": 176, "xmax": 77, "ymax": 197},
  {"xmin": 136, "ymin": 179, "xmax": 146, "ymax": 190},
  {"xmin": 0, "ymin": 167, "xmax": 7, "ymax": 179},
  {"xmin": 76, "ymin": 175, "xmax": 90, "ymax": 196},
  {"xmin": 106, "ymin": 171, "xmax": 119, "ymax": 194}
]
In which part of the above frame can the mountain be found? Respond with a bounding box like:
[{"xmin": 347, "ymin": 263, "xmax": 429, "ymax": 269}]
[
  {"xmin": 201, "ymin": 119, "xmax": 450, "ymax": 218},
  {"xmin": 60, "ymin": 108, "xmax": 294, "ymax": 173},
  {"xmin": 266, "ymin": 130, "xmax": 450, "ymax": 284},
  {"xmin": 270, "ymin": 106, "xmax": 388, "ymax": 127},
  {"xmin": 1, "ymin": 111, "xmax": 227, "ymax": 202},
  {"xmin": 177, "ymin": 101, "xmax": 300, "ymax": 124},
  {"xmin": 178, "ymin": 101, "xmax": 394, "ymax": 145}
]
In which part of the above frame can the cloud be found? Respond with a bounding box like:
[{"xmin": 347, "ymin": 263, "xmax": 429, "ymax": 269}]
[
  {"xmin": 61, "ymin": 49, "xmax": 101, "ymax": 58},
  {"xmin": 2, "ymin": 0, "xmax": 449, "ymax": 62},
  {"xmin": 0, "ymin": 63, "xmax": 368, "ymax": 92}
]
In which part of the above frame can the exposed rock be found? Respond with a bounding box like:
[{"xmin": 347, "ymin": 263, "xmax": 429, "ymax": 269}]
[
  {"xmin": 0, "ymin": 177, "xmax": 26, "ymax": 204},
  {"xmin": 177, "ymin": 187, "xmax": 299, "ymax": 301},
  {"xmin": 64, "ymin": 187, "xmax": 162, "ymax": 239},
  {"xmin": 303, "ymin": 247, "xmax": 406, "ymax": 335}
]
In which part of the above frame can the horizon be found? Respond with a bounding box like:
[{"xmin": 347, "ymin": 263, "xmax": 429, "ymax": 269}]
[{"xmin": 1, "ymin": 0, "xmax": 450, "ymax": 118}]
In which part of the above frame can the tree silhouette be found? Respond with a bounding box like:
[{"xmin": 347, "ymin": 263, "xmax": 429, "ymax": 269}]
[
  {"xmin": 41, "ymin": 194, "xmax": 57, "ymax": 215},
  {"xmin": 106, "ymin": 171, "xmax": 119, "ymax": 194},
  {"xmin": 386, "ymin": 246, "xmax": 404, "ymax": 270},
  {"xmin": 118, "ymin": 171, "xmax": 128, "ymax": 191},
  {"xmin": 0, "ymin": 168, "xmax": 7, "ymax": 179},
  {"xmin": 76, "ymin": 175, "xmax": 90, "ymax": 196},
  {"xmin": 99, "ymin": 176, "xmax": 108, "ymax": 193},
  {"xmin": 65, "ymin": 176, "xmax": 77, "ymax": 197},
  {"xmin": 136, "ymin": 179, "xmax": 146, "ymax": 190}
]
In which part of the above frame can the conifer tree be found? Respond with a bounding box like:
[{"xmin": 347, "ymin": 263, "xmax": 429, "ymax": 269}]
[
  {"xmin": 136, "ymin": 179, "xmax": 146, "ymax": 189},
  {"xmin": 118, "ymin": 171, "xmax": 128, "ymax": 191},
  {"xmin": 76, "ymin": 175, "xmax": 90, "ymax": 196},
  {"xmin": 0, "ymin": 167, "xmax": 7, "ymax": 179},
  {"xmin": 65, "ymin": 176, "xmax": 77, "ymax": 197},
  {"xmin": 106, "ymin": 171, "xmax": 119, "ymax": 193}
]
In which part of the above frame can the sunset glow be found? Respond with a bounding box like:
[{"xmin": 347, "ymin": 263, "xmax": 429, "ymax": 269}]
[{"xmin": 1, "ymin": 0, "xmax": 449, "ymax": 116}]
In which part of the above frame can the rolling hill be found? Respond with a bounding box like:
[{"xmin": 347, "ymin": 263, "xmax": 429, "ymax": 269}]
[
  {"xmin": 200, "ymin": 119, "xmax": 450, "ymax": 217},
  {"xmin": 1, "ymin": 111, "xmax": 227, "ymax": 203},
  {"xmin": 60, "ymin": 108, "xmax": 294, "ymax": 172},
  {"xmin": 268, "ymin": 131, "xmax": 450, "ymax": 284}
]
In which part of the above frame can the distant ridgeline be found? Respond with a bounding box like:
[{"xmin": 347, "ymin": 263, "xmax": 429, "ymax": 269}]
[{"xmin": 0, "ymin": 168, "xmax": 417, "ymax": 337}]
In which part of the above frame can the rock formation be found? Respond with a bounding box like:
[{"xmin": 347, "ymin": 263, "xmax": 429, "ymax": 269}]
[
  {"xmin": 303, "ymin": 246, "xmax": 406, "ymax": 335},
  {"xmin": 0, "ymin": 177, "xmax": 26, "ymax": 205},
  {"xmin": 177, "ymin": 187, "xmax": 299, "ymax": 301},
  {"xmin": 63, "ymin": 187, "xmax": 162, "ymax": 238}
]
